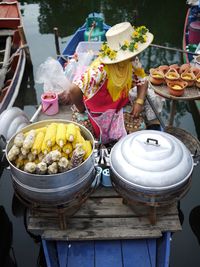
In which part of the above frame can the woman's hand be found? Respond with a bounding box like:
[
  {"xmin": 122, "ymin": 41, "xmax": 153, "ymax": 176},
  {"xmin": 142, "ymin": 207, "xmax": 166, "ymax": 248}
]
[
  {"xmin": 58, "ymin": 90, "xmax": 71, "ymax": 105},
  {"xmin": 131, "ymin": 103, "xmax": 143, "ymax": 118}
]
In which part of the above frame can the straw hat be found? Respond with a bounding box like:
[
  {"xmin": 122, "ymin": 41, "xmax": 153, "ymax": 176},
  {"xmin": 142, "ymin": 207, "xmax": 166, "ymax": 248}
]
[{"xmin": 100, "ymin": 22, "xmax": 153, "ymax": 64}]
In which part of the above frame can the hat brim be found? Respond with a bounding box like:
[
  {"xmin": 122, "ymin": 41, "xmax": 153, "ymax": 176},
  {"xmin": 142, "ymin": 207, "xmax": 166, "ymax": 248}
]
[{"xmin": 100, "ymin": 32, "xmax": 154, "ymax": 64}]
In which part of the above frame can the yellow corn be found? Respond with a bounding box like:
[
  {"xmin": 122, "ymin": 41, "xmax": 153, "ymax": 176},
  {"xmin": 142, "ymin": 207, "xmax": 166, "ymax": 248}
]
[
  {"xmin": 62, "ymin": 142, "xmax": 73, "ymax": 154},
  {"xmin": 24, "ymin": 127, "xmax": 47, "ymax": 137},
  {"xmin": 52, "ymin": 144, "xmax": 62, "ymax": 152},
  {"xmin": 66, "ymin": 123, "xmax": 77, "ymax": 142},
  {"xmin": 31, "ymin": 131, "xmax": 45, "ymax": 155},
  {"xmin": 72, "ymin": 130, "xmax": 84, "ymax": 148},
  {"xmin": 83, "ymin": 140, "xmax": 92, "ymax": 160},
  {"xmin": 56, "ymin": 123, "xmax": 67, "ymax": 147},
  {"xmin": 15, "ymin": 158, "xmax": 24, "ymax": 169},
  {"xmin": 41, "ymin": 139, "xmax": 51, "ymax": 155},
  {"xmin": 61, "ymin": 152, "xmax": 69, "ymax": 159},
  {"xmin": 44, "ymin": 123, "xmax": 57, "ymax": 147}
]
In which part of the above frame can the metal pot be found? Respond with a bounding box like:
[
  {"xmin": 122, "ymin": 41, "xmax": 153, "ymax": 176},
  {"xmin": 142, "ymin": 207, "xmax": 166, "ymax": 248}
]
[
  {"xmin": 110, "ymin": 130, "xmax": 195, "ymax": 206},
  {"xmin": 6, "ymin": 119, "xmax": 95, "ymax": 206}
]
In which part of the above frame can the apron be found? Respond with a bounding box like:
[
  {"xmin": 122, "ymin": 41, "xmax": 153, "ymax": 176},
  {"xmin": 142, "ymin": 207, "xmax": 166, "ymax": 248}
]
[{"xmin": 84, "ymin": 80, "xmax": 129, "ymax": 144}]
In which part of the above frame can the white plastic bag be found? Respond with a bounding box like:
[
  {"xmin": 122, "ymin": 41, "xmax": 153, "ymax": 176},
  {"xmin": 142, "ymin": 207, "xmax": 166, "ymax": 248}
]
[
  {"xmin": 64, "ymin": 52, "xmax": 94, "ymax": 82},
  {"xmin": 36, "ymin": 57, "xmax": 70, "ymax": 93}
]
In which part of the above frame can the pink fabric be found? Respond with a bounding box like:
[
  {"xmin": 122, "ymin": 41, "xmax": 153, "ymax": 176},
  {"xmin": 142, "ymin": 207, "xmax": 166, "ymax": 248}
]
[{"xmin": 88, "ymin": 108, "xmax": 127, "ymax": 144}]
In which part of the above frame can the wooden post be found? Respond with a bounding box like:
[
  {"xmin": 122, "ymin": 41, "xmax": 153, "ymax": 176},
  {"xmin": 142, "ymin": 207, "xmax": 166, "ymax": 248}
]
[
  {"xmin": 18, "ymin": 25, "xmax": 32, "ymax": 64},
  {"xmin": 168, "ymin": 100, "xmax": 177, "ymax": 126},
  {"xmin": 53, "ymin": 27, "xmax": 61, "ymax": 58}
]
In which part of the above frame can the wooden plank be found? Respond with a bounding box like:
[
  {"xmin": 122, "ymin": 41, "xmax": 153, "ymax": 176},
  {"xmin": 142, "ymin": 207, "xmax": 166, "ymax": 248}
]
[
  {"xmin": 56, "ymin": 241, "xmax": 69, "ymax": 267},
  {"xmin": 67, "ymin": 241, "xmax": 94, "ymax": 267},
  {"xmin": 121, "ymin": 239, "xmax": 154, "ymax": 267},
  {"xmin": 95, "ymin": 240, "xmax": 123, "ymax": 267}
]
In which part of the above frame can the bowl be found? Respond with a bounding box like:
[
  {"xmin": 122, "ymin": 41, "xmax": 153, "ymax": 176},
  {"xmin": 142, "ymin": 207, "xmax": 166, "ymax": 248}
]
[
  {"xmin": 167, "ymin": 80, "xmax": 188, "ymax": 97},
  {"xmin": 165, "ymin": 68, "xmax": 180, "ymax": 82},
  {"xmin": 169, "ymin": 64, "xmax": 180, "ymax": 72},
  {"xmin": 149, "ymin": 68, "xmax": 165, "ymax": 85},
  {"xmin": 179, "ymin": 63, "xmax": 191, "ymax": 74},
  {"xmin": 158, "ymin": 65, "xmax": 169, "ymax": 74},
  {"xmin": 195, "ymin": 72, "xmax": 200, "ymax": 88},
  {"xmin": 180, "ymin": 69, "xmax": 196, "ymax": 87}
]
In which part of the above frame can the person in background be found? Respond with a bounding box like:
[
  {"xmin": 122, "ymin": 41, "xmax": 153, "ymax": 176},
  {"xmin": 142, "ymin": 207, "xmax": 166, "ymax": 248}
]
[{"xmin": 59, "ymin": 22, "xmax": 162, "ymax": 144}]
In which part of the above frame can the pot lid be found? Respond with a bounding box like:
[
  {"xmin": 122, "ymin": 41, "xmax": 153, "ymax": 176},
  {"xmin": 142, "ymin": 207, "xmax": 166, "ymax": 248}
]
[{"xmin": 110, "ymin": 130, "xmax": 193, "ymax": 191}]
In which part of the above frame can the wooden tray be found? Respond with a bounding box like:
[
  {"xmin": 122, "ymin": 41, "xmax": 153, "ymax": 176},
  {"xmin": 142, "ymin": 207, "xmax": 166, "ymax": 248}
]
[{"xmin": 149, "ymin": 81, "xmax": 200, "ymax": 100}]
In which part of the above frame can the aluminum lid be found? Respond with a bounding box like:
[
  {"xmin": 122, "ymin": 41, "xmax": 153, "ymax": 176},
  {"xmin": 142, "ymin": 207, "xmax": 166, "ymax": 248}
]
[{"xmin": 110, "ymin": 130, "xmax": 194, "ymax": 191}]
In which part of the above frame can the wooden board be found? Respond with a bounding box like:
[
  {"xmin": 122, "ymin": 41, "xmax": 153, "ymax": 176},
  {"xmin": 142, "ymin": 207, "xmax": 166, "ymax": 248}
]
[{"xmin": 27, "ymin": 186, "xmax": 181, "ymax": 241}]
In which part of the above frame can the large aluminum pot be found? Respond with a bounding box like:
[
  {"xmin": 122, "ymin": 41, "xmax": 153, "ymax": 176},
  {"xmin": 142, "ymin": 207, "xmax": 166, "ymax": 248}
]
[
  {"xmin": 110, "ymin": 130, "xmax": 195, "ymax": 206},
  {"xmin": 6, "ymin": 119, "xmax": 95, "ymax": 205}
]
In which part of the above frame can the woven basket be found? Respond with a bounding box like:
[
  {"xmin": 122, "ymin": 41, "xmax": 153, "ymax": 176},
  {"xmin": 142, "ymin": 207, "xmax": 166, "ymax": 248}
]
[{"xmin": 165, "ymin": 126, "xmax": 200, "ymax": 155}]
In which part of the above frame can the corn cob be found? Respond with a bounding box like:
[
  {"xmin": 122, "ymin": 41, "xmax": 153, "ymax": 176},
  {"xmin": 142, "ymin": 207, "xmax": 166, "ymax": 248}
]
[
  {"xmin": 24, "ymin": 162, "xmax": 36, "ymax": 173},
  {"xmin": 27, "ymin": 152, "xmax": 36, "ymax": 162},
  {"xmin": 41, "ymin": 139, "xmax": 51, "ymax": 155},
  {"xmin": 51, "ymin": 144, "xmax": 62, "ymax": 152},
  {"xmin": 7, "ymin": 145, "xmax": 20, "ymax": 161},
  {"xmin": 58, "ymin": 157, "xmax": 69, "ymax": 172},
  {"xmin": 56, "ymin": 123, "xmax": 67, "ymax": 147},
  {"xmin": 44, "ymin": 123, "xmax": 57, "ymax": 147},
  {"xmin": 69, "ymin": 146, "xmax": 85, "ymax": 169},
  {"xmin": 34, "ymin": 158, "xmax": 40, "ymax": 164},
  {"xmin": 83, "ymin": 140, "xmax": 92, "ymax": 160},
  {"xmin": 15, "ymin": 158, "xmax": 24, "ymax": 169},
  {"xmin": 31, "ymin": 131, "xmax": 45, "ymax": 155},
  {"xmin": 36, "ymin": 162, "xmax": 47, "ymax": 175},
  {"xmin": 72, "ymin": 130, "xmax": 84, "ymax": 148},
  {"xmin": 14, "ymin": 132, "xmax": 25, "ymax": 148},
  {"xmin": 42, "ymin": 150, "xmax": 62, "ymax": 165},
  {"xmin": 61, "ymin": 152, "xmax": 69, "ymax": 159},
  {"xmin": 66, "ymin": 123, "xmax": 77, "ymax": 142},
  {"xmin": 24, "ymin": 127, "xmax": 47, "ymax": 137},
  {"xmin": 21, "ymin": 147, "xmax": 30, "ymax": 156},
  {"xmin": 62, "ymin": 142, "xmax": 73, "ymax": 154},
  {"xmin": 23, "ymin": 130, "xmax": 36, "ymax": 150},
  {"xmin": 38, "ymin": 152, "xmax": 44, "ymax": 162},
  {"xmin": 47, "ymin": 162, "xmax": 58, "ymax": 174}
]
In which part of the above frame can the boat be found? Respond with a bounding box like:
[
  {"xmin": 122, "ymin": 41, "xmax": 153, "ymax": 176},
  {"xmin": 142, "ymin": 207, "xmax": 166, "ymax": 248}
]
[
  {"xmin": 0, "ymin": 0, "xmax": 26, "ymax": 114},
  {"xmin": 42, "ymin": 232, "xmax": 171, "ymax": 267},
  {"xmin": 182, "ymin": 1, "xmax": 200, "ymax": 137},
  {"xmin": 36, "ymin": 13, "xmax": 173, "ymax": 267}
]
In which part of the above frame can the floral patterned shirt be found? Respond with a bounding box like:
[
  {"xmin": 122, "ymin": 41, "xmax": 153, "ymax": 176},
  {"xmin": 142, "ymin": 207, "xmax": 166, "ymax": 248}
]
[{"xmin": 73, "ymin": 57, "xmax": 146, "ymax": 99}]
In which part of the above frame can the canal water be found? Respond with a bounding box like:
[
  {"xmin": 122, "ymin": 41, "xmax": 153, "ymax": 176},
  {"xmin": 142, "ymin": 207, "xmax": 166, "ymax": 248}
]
[{"xmin": 0, "ymin": 0, "xmax": 200, "ymax": 266}]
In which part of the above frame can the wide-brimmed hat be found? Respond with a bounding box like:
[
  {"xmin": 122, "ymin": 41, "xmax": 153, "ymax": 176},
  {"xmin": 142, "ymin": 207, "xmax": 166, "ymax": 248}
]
[{"xmin": 99, "ymin": 22, "xmax": 153, "ymax": 64}]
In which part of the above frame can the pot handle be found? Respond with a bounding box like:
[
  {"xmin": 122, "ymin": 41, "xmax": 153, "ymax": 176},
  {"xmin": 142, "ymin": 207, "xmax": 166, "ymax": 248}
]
[
  {"xmin": 146, "ymin": 138, "xmax": 160, "ymax": 146},
  {"xmin": 192, "ymin": 149, "xmax": 200, "ymax": 167}
]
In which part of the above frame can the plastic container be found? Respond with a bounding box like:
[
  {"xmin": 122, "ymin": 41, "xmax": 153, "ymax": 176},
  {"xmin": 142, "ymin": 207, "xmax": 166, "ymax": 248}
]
[
  {"xmin": 84, "ymin": 13, "xmax": 106, "ymax": 41},
  {"xmin": 101, "ymin": 168, "xmax": 112, "ymax": 187},
  {"xmin": 41, "ymin": 92, "xmax": 58, "ymax": 115},
  {"xmin": 75, "ymin": 41, "xmax": 103, "ymax": 55},
  {"xmin": 189, "ymin": 21, "xmax": 200, "ymax": 44}
]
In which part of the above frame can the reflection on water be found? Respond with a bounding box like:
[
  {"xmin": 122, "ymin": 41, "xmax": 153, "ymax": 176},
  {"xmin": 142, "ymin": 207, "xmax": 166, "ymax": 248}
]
[{"xmin": 0, "ymin": 0, "xmax": 199, "ymax": 266}]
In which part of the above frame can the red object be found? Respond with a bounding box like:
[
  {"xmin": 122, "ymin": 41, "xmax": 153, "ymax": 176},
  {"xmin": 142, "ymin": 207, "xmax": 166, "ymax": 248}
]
[
  {"xmin": 0, "ymin": 1, "xmax": 21, "ymax": 29},
  {"xmin": 189, "ymin": 21, "xmax": 200, "ymax": 44},
  {"xmin": 84, "ymin": 79, "xmax": 129, "ymax": 139}
]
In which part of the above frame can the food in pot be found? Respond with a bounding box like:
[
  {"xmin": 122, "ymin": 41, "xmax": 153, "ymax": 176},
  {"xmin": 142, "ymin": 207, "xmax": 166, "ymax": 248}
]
[
  {"xmin": 70, "ymin": 146, "xmax": 85, "ymax": 168},
  {"xmin": 14, "ymin": 132, "xmax": 25, "ymax": 148},
  {"xmin": 42, "ymin": 150, "xmax": 62, "ymax": 165},
  {"xmin": 35, "ymin": 162, "xmax": 47, "ymax": 175},
  {"xmin": 66, "ymin": 123, "xmax": 77, "ymax": 142},
  {"xmin": 47, "ymin": 162, "xmax": 58, "ymax": 174},
  {"xmin": 23, "ymin": 130, "xmax": 36, "ymax": 150},
  {"xmin": 56, "ymin": 123, "xmax": 67, "ymax": 147},
  {"xmin": 8, "ymin": 122, "xmax": 93, "ymax": 174},
  {"xmin": 58, "ymin": 157, "xmax": 69, "ymax": 172},
  {"xmin": 7, "ymin": 145, "xmax": 20, "ymax": 161},
  {"xmin": 31, "ymin": 131, "xmax": 45, "ymax": 155},
  {"xmin": 44, "ymin": 123, "xmax": 57, "ymax": 147},
  {"xmin": 24, "ymin": 162, "xmax": 37, "ymax": 173}
]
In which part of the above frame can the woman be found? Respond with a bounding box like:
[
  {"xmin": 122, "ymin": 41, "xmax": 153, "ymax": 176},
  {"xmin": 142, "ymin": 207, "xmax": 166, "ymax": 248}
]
[{"xmin": 59, "ymin": 22, "xmax": 158, "ymax": 144}]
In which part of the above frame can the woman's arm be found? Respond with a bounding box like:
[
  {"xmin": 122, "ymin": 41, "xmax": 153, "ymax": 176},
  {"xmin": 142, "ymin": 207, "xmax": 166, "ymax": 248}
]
[
  {"xmin": 131, "ymin": 79, "xmax": 148, "ymax": 118},
  {"xmin": 59, "ymin": 83, "xmax": 85, "ymax": 113}
]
